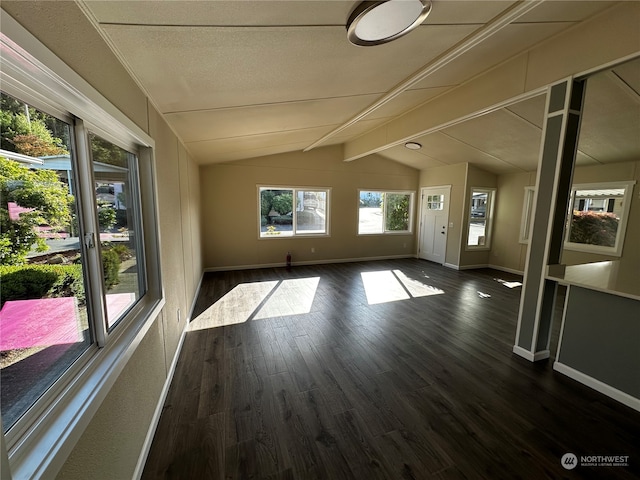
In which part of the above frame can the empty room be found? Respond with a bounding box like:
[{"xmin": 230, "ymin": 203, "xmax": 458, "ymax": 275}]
[{"xmin": 1, "ymin": 1, "xmax": 639, "ymax": 479}]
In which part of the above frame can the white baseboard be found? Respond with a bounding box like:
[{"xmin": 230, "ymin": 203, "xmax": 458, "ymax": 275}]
[
  {"xmin": 457, "ymin": 263, "xmax": 488, "ymax": 270},
  {"xmin": 444, "ymin": 263, "xmax": 460, "ymax": 270},
  {"xmin": 204, "ymin": 254, "xmax": 415, "ymax": 272},
  {"xmin": 512, "ymin": 345, "xmax": 550, "ymax": 362},
  {"xmin": 188, "ymin": 271, "xmax": 205, "ymax": 320},
  {"xmin": 488, "ymin": 264, "xmax": 524, "ymax": 276},
  {"xmin": 133, "ymin": 321, "xmax": 188, "ymax": 479},
  {"xmin": 553, "ymin": 362, "xmax": 640, "ymax": 413}
]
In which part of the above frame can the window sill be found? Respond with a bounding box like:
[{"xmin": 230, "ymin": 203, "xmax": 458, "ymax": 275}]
[{"xmin": 7, "ymin": 296, "xmax": 165, "ymax": 480}]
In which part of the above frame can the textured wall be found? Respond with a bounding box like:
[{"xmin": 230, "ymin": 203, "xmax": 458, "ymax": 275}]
[
  {"xmin": 200, "ymin": 146, "xmax": 419, "ymax": 269},
  {"xmin": 1, "ymin": 3, "xmax": 203, "ymax": 479},
  {"xmin": 491, "ymin": 172, "xmax": 536, "ymax": 273}
]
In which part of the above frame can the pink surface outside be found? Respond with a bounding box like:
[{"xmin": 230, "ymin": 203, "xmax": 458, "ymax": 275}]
[
  {"xmin": 7, "ymin": 201, "xmax": 35, "ymax": 221},
  {"xmin": 0, "ymin": 293, "xmax": 136, "ymax": 351},
  {"xmin": 0, "ymin": 297, "xmax": 83, "ymax": 351},
  {"xmin": 105, "ymin": 293, "xmax": 136, "ymax": 328}
]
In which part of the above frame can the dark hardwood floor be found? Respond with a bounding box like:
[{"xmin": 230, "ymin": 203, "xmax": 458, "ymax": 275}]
[{"xmin": 142, "ymin": 259, "xmax": 639, "ymax": 479}]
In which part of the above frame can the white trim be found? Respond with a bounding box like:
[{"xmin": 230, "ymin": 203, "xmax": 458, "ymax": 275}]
[
  {"xmin": 357, "ymin": 189, "xmax": 416, "ymax": 236},
  {"xmin": 487, "ymin": 264, "xmax": 524, "ymax": 276},
  {"xmin": 204, "ymin": 254, "xmax": 415, "ymax": 272},
  {"xmin": 457, "ymin": 264, "xmax": 488, "ymax": 270},
  {"xmin": 133, "ymin": 322, "xmax": 187, "ymax": 480},
  {"xmin": 512, "ymin": 345, "xmax": 550, "ymax": 362},
  {"xmin": 0, "ymin": 11, "xmax": 153, "ymax": 149},
  {"xmin": 563, "ymin": 180, "xmax": 636, "ymax": 257},
  {"xmin": 553, "ymin": 362, "xmax": 640, "ymax": 413},
  {"xmin": 444, "ymin": 263, "xmax": 460, "ymax": 270},
  {"xmin": 519, "ymin": 186, "xmax": 535, "ymax": 244},
  {"xmin": 465, "ymin": 187, "xmax": 496, "ymax": 251},
  {"xmin": 9, "ymin": 299, "xmax": 164, "ymax": 480},
  {"xmin": 418, "ymin": 185, "xmax": 451, "ymax": 265},
  {"xmin": 133, "ymin": 270, "xmax": 204, "ymax": 478},
  {"xmin": 257, "ymin": 185, "xmax": 332, "ymax": 239},
  {"xmin": 554, "ymin": 285, "xmax": 570, "ymax": 360},
  {"xmin": 1, "ymin": 11, "xmax": 164, "ymax": 479},
  {"xmin": 188, "ymin": 271, "xmax": 205, "ymax": 321},
  {"xmin": 512, "ymin": 345, "xmax": 535, "ymax": 361}
]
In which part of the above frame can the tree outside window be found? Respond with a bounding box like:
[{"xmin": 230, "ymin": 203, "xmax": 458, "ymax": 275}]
[
  {"xmin": 358, "ymin": 190, "xmax": 414, "ymax": 235},
  {"xmin": 259, "ymin": 187, "xmax": 329, "ymax": 237}
]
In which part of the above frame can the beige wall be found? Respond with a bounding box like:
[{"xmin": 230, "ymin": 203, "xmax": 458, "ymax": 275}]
[
  {"xmin": 459, "ymin": 165, "xmax": 498, "ymax": 268},
  {"xmin": 1, "ymin": 2, "xmax": 203, "ymax": 479},
  {"xmin": 200, "ymin": 146, "xmax": 419, "ymax": 269},
  {"xmin": 491, "ymin": 171, "xmax": 537, "ymax": 273},
  {"xmin": 418, "ymin": 163, "xmax": 467, "ymax": 267}
]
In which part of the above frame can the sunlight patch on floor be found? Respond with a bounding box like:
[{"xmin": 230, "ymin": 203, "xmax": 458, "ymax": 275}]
[
  {"xmin": 494, "ymin": 278, "xmax": 523, "ymax": 289},
  {"xmin": 361, "ymin": 270, "xmax": 444, "ymax": 305},
  {"xmin": 254, "ymin": 277, "xmax": 320, "ymax": 319},
  {"xmin": 393, "ymin": 270, "xmax": 445, "ymax": 298},
  {"xmin": 189, "ymin": 281, "xmax": 279, "ymax": 330}
]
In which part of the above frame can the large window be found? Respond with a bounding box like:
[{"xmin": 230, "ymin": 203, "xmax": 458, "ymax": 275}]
[
  {"xmin": 259, "ymin": 187, "xmax": 329, "ymax": 237},
  {"xmin": 358, "ymin": 190, "xmax": 414, "ymax": 235},
  {"xmin": 564, "ymin": 181, "xmax": 635, "ymax": 256},
  {"xmin": 1, "ymin": 94, "xmax": 92, "ymax": 432},
  {"xmin": 466, "ymin": 188, "xmax": 496, "ymax": 249},
  {"xmin": 0, "ymin": 17, "xmax": 162, "ymax": 479},
  {"xmin": 0, "ymin": 92, "xmax": 151, "ymax": 431}
]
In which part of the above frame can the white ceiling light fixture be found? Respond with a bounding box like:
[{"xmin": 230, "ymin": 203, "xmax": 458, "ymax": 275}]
[
  {"xmin": 405, "ymin": 141, "xmax": 422, "ymax": 150},
  {"xmin": 347, "ymin": 0, "xmax": 432, "ymax": 46}
]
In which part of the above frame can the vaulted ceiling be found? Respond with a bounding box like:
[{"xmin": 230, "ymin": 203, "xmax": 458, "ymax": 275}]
[{"xmin": 78, "ymin": 1, "xmax": 640, "ymax": 174}]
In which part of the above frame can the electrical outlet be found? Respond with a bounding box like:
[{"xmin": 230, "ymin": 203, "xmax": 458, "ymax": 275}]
[{"xmin": 311, "ymin": 247, "xmax": 315, "ymax": 253}]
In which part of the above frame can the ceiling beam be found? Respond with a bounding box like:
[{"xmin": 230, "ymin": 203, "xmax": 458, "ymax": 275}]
[
  {"xmin": 342, "ymin": 1, "xmax": 640, "ymax": 162},
  {"xmin": 303, "ymin": 0, "xmax": 545, "ymax": 153}
]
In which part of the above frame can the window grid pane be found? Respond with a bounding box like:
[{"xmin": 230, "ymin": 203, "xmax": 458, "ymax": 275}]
[
  {"xmin": 0, "ymin": 92, "xmax": 92, "ymax": 432},
  {"xmin": 295, "ymin": 190, "xmax": 327, "ymax": 234},
  {"xmin": 89, "ymin": 133, "xmax": 144, "ymax": 330},
  {"xmin": 358, "ymin": 190, "xmax": 413, "ymax": 235},
  {"xmin": 467, "ymin": 189, "xmax": 494, "ymax": 248},
  {"xmin": 260, "ymin": 187, "xmax": 328, "ymax": 237}
]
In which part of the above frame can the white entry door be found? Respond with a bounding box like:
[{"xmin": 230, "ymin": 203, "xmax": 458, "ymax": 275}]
[{"xmin": 419, "ymin": 186, "xmax": 451, "ymax": 264}]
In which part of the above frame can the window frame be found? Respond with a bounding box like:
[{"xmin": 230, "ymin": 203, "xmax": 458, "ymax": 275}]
[
  {"xmin": 258, "ymin": 185, "xmax": 331, "ymax": 238},
  {"xmin": 465, "ymin": 187, "xmax": 496, "ymax": 250},
  {"xmin": 1, "ymin": 11, "xmax": 164, "ymax": 479},
  {"xmin": 563, "ymin": 180, "xmax": 635, "ymax": 256},
  {"xmin": 357, "ymin": 189, "xmax": 415, "ymax": 235},
  {"xmin": 519, "ymin": 186, "xmax": 536, "ymax": 244}
]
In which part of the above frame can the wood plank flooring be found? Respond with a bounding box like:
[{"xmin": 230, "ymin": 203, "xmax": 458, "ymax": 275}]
[{"xmin": 143, "ymin": 259, "xmax": 640, "ymax": 479}]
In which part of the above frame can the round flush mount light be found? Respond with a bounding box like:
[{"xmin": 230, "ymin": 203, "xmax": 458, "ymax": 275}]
[
  {"xmin": 347, "ymin": 0, "xmax": 432, "ymax": 46},
  {"xmin": 405, "ymin": 141, "xmax": 422, "ymax": 150}
]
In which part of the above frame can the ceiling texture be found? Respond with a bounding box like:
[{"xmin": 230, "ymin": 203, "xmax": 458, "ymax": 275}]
[{"xmin": 77, "ymin": 0, "xmax": 640, "ymax": 174}]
